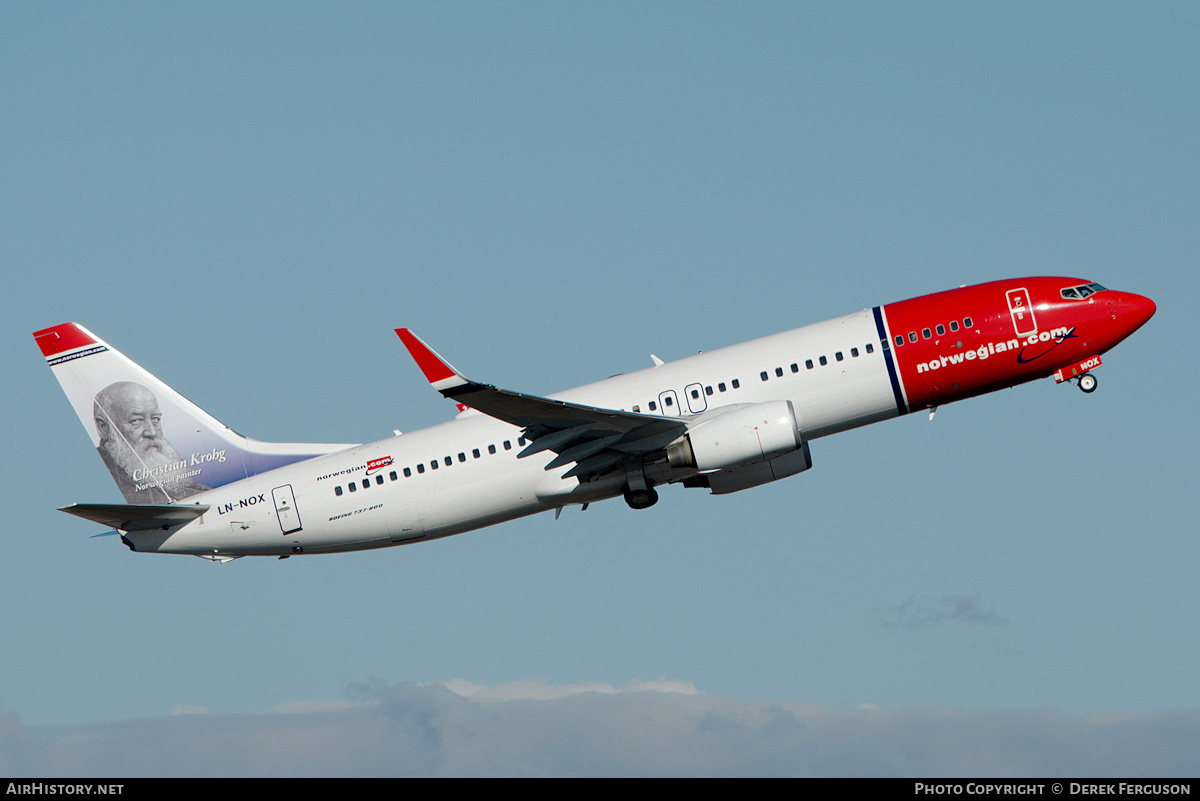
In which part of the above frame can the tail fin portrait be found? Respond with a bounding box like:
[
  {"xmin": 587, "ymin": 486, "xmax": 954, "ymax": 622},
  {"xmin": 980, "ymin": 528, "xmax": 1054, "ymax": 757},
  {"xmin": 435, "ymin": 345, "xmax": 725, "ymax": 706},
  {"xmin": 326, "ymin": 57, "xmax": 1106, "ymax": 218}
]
[{"xmin": 34, "ymin": 323, "xmax": 352, "ymax": 504}]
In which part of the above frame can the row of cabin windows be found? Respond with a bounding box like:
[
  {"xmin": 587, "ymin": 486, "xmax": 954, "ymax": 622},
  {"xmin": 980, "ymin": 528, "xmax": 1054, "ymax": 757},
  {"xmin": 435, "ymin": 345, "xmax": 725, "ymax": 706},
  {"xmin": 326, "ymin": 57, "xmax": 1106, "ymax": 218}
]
[
  {"xmin": 628, "ymin": 341, "xmax": 878, "ymax": 413},
  {"xmin": 333, "ymin": 437, "xmax": 527, "ymax": 496},
  {"xmin": 894, "ymin": 317, "xmax": 973, "ymax": 347},
  {"xmin": 762, "ymin": 342, "xmax": 876, "ymax": 380}
]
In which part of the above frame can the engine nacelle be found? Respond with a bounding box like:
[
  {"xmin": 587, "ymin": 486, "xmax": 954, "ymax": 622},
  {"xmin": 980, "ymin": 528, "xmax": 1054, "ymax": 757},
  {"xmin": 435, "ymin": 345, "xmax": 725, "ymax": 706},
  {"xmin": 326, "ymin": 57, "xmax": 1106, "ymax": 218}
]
[
  {"xmin": 667, "ymin": 400, "xmax": 802, "ymax": 472},
  {"xmin": 703, "ymin": 442, "xmax": 812, "ymax": 494}
]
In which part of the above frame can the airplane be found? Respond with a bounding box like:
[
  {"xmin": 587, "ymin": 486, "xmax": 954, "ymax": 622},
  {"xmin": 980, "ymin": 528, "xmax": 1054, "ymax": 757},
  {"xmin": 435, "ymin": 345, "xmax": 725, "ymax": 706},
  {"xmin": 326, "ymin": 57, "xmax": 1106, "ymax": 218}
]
[{"xmin": 34, "ymin": 276, "xmax": 1155, "ymax": 562}]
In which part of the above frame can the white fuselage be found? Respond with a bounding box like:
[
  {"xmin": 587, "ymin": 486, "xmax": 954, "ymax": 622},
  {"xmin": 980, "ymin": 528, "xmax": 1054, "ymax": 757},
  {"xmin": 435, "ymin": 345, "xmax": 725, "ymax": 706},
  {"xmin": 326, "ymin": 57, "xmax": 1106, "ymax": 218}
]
[{"xmin": 133, "ymin": 309, "xmax": 899, "ymax": 557}]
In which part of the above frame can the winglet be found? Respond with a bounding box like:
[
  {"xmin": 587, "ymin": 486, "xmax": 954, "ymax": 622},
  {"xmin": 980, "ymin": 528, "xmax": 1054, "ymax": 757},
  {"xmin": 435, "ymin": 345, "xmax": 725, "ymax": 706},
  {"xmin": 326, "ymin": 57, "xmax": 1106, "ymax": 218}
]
[{"xmin": 395, "ymin": 329, "xmax": 470, "ymax": 393}]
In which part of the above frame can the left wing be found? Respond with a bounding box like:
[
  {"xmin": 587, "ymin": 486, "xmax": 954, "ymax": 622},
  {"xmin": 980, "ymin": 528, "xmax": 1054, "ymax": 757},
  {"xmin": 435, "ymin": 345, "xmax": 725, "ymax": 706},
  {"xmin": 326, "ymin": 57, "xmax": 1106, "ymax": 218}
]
[{"xmin": 395, "ymin": 329, "xmax": 686, "ymax": 479}]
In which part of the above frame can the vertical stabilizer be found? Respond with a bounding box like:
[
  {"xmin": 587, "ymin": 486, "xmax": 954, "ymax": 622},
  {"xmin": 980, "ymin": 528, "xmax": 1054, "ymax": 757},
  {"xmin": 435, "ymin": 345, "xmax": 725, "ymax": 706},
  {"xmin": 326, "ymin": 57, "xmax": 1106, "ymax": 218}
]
[{"xmin": 34, "ymin": 323, "xmax": 353, "ymax": 503}]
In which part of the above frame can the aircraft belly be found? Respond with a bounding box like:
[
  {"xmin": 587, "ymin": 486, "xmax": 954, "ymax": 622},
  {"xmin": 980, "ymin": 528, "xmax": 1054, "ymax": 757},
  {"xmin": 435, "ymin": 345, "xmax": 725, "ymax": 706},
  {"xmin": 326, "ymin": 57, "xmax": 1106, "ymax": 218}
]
[
  {"xmin": 801, "ymin": 370, "xmax": 901, "ymax": 439},
  {"xmin": 417, "ymin": 463, "xmax": 546, "ymax": 538},
  {"xmin": 132, "ymin": 513, "xmax": 280, "ymax": 555}
]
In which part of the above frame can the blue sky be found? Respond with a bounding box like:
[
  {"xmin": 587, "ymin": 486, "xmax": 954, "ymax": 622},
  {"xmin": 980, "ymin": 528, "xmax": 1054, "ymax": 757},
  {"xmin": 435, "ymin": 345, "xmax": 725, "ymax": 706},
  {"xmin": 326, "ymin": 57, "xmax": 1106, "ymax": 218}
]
[{"xmin": 2, "ymin": 2, "xmax": 1198, "ymax": 776}]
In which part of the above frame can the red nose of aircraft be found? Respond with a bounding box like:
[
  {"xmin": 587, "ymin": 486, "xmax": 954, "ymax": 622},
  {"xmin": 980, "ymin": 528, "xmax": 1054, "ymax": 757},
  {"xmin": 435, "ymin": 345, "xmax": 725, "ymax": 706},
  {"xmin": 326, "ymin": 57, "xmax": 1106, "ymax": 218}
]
[{"xmin": 1120, "ymin": 291, "xmax": 1157, "ymax": 334}]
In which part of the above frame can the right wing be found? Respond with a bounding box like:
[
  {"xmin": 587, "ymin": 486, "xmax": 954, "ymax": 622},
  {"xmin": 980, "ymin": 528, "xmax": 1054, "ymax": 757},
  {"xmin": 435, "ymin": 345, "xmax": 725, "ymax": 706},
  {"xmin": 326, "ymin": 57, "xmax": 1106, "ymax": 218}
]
[{"xmin": 395, "ymin": 329, "xmax": 686, "ymax": 479}]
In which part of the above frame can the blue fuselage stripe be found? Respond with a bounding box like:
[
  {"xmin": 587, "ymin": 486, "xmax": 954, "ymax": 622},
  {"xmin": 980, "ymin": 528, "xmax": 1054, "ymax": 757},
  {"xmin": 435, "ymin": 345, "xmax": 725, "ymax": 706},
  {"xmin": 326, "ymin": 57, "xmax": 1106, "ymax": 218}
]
[{"xmin": 873, "ymin": 306, "xmax": 908, "ymax": 415}]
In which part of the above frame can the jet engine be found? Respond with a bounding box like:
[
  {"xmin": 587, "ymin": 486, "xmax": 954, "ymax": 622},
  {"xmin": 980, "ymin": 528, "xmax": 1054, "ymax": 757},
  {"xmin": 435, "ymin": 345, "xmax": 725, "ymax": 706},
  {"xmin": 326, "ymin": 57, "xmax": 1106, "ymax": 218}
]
[{"xmin": 666, "ymin": 400, "xmax": 803, "ymax": 472}]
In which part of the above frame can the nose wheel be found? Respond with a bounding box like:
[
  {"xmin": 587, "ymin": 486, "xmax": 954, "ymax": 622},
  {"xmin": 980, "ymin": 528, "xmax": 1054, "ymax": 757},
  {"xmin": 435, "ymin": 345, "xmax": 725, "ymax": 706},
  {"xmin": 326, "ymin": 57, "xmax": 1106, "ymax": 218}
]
[
  {"xmin": 1078, "ymin": 373, "xmax": 1098, "ymax": 393},
  {"xmin": 623, "ymin": 485, "xmax": 659, "ymax": 510}
]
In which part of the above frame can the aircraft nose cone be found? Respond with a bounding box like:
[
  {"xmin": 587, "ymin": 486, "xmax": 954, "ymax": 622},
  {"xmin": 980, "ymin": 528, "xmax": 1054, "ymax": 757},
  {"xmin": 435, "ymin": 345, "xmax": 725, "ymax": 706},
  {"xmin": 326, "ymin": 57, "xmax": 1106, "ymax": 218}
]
[{"xmin": 1123, "ymin": 292, "xmax": 1156, "ymax": 331}]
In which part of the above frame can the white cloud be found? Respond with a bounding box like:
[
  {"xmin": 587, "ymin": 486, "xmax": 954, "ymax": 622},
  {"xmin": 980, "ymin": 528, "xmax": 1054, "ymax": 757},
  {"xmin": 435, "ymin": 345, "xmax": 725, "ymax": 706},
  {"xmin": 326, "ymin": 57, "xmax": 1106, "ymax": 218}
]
[
  {"xmin": 1, "ymin": 682, "xmax": 1197, "ymax": 777},
  {"xmin": 440, "ymin": 678, "xmax": 699, "ymax": 701}
]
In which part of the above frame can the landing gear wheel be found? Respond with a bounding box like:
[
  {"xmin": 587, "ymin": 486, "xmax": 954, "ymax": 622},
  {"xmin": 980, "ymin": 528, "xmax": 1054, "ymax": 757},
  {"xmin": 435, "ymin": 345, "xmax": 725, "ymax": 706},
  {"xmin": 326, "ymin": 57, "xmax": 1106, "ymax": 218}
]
[
  {"xmin": 623, "ymin": 486, "xmax": 659, "ymax": 510},
  {"xmin": 1078, "ymin": 373, "xmax": 1098, "ymax": 393}
]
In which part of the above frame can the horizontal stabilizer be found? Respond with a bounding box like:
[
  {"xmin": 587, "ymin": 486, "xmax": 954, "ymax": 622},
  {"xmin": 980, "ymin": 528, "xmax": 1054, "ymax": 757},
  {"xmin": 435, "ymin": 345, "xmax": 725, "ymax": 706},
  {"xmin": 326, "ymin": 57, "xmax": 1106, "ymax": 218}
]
[{"xmin": 60, "ymin": 503, "xmax": 209, "ymax": 531}]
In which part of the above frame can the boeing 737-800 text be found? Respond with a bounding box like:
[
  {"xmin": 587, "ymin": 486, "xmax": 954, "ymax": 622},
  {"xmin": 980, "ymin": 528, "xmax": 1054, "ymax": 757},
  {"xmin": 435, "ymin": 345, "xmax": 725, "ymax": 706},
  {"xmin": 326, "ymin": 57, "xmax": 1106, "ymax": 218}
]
[{"xmin": 34, "ymin": 277, "xmax": 1155, "ymax": 561}]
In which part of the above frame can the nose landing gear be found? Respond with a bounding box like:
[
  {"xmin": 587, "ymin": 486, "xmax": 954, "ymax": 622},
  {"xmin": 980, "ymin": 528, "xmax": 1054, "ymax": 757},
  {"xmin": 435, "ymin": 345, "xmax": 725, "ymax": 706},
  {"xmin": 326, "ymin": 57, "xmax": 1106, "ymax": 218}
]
[{"xmin": 1054, "ymin": 356, "xmax": 1103, "ymax": 392}]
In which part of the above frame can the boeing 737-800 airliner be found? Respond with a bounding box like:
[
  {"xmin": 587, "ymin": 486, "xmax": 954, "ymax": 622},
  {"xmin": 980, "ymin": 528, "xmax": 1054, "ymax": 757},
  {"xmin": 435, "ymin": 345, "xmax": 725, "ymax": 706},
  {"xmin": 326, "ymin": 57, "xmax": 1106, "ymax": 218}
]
[{"xmin": 35, "ymin": 277, "xmax": 1155, "ymax": 561}]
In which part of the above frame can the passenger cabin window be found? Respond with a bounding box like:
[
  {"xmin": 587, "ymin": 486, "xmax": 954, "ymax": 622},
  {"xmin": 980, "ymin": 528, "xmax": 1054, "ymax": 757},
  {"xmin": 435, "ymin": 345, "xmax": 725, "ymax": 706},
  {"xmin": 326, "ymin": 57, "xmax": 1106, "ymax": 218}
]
[
  {"xmin": 761, "ymin": 371, "xmax": 769, "ymax": 381},
  {"xmin": 964, "ymin": 316, "xmax": 974, "ymax": 328},
  {"xmin": 819, "ymin": 355, "xmax": 827, "ymax": 366},
  {"xmin": 806, "ymin": 359, "xmax": 814, "ymax": 369},
  {"xmin": 866, "ymin": 343, "xmax": 874, "ymax": 354},
  {"xmin": 732, "ymin": 379, "xmax": 740, "ymax": 389},
  {"xmin": 936, "ymin": 324, "xmax": 945, "ymax": 336},
  {"xmin": 950, "ymin": 320, "xmax": 959, "ymax": 332},
  {"xmin": 335, "ymin": 486, "xmax": 343, "ymax": 496}
]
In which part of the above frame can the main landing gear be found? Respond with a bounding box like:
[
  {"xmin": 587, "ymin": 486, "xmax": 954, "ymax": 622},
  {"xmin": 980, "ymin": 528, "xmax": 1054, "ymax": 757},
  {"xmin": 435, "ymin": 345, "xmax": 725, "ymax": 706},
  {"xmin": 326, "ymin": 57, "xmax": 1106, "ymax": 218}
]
[
  {"xmin": 623, "ymin": 485, "xmax": 659, "ymax": 510},
  {"xmin": 1077, "ymin": 373, "xmax": 1098, "ymax": 393}
]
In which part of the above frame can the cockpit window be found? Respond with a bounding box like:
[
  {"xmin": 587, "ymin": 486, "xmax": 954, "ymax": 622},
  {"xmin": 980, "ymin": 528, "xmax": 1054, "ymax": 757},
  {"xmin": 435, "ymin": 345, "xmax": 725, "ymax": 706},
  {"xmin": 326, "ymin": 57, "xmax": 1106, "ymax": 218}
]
[{"xmin": 1061, "ymin": 282, "xmax": 1106, "ymax": 300}]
